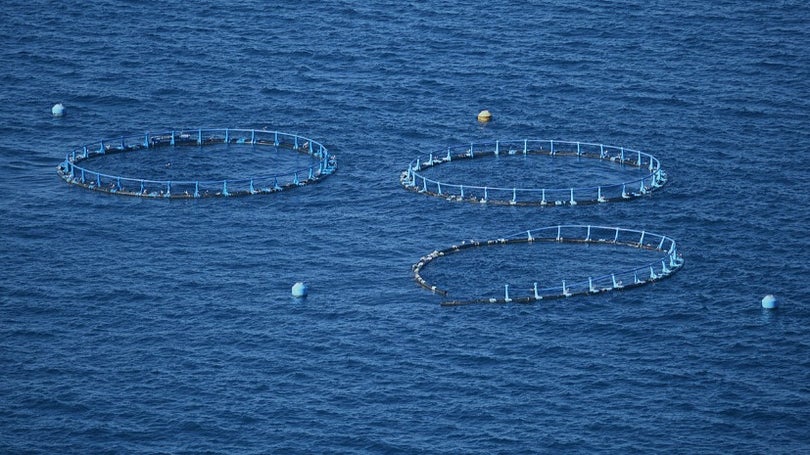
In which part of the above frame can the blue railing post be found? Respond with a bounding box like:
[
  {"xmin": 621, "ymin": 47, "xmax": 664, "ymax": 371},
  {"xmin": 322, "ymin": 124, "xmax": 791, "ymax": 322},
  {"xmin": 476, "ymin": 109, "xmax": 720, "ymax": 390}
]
[
  {"xmin": 670, "ymin": 252, "xmax": 679, "ymax": 268},
  {"xmin": 197, "ymin": 128, "xmax": 202, "ymax": 145},
  {"xmin": 222, "ymin": 181, "xmax": 229, "ymax": 196},
  {"xmin": 171, "ymin": 130, "xmax": 176, "ymax": 146},
  {"xmin": 224, "ymin": 128, "xmax": 229, "ymax": 144},
  {"xmin": 194, "ymin": 182, "xmax": 200, "ymax": 198}
]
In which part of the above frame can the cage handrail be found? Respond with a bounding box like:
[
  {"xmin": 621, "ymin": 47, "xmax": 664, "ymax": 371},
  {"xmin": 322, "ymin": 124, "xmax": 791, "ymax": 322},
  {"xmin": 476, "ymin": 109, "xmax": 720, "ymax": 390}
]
[
  {"xmin": 401, "ymin": 139, "xmax": 666, "ymax": 205},
  {"xmin": 412, "ymin": 224, "xmax": 683, "ymax": 305},
  {"xmin": 57, "ymin": 128, "xmax": 337, "ymax": 198}
]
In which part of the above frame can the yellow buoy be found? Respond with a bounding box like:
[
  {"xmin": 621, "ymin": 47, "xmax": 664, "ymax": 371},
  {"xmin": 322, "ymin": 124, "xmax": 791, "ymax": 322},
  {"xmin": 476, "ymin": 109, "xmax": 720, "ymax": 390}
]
[{"xmin": 477, "ymin": 109, "xmax": 492, "ymax": 123}]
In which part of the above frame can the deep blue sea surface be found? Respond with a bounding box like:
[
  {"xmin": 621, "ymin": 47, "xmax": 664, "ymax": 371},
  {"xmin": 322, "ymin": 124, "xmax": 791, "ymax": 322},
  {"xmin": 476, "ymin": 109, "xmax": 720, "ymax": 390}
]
[{"xmin": 2, "ymin": 0, "xmax": 809, "ymax": 453}]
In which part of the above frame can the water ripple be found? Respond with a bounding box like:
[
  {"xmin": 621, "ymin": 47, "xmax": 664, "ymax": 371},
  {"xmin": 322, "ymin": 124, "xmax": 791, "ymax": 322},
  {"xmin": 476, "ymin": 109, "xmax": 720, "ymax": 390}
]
[{"xmin": 1, "ymin": 0, "xmax": 809, "ymax": 453}]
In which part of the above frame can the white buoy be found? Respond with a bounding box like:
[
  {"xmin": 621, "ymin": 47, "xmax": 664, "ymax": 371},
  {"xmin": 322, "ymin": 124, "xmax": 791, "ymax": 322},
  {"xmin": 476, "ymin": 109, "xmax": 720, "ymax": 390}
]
[
  {"xmin": 761, "ymin": 294, "xmax": 778, "ymax": 309},
  {"xmin": 477, "ymin": 109, "xmax": 492, "ymax": 123},
  {"xmin": 51, "ymin": 103, "xmax": 65, "ymax": 117},
  {"xmin": 291, "ymin": 282, "xmax": 308, "ymax": 298}
]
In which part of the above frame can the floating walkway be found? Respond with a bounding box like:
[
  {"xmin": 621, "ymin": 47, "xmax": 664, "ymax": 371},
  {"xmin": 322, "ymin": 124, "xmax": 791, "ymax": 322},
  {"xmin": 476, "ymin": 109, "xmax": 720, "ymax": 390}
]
[
  {"xmin": 413, "ymin": 225, "xmax": 684, "ymax": 306},
  {"xmin": 57, "ymin": 128, "xmax": 337, "ymax": 198},
  {"xmin": 401, "ymin": 139, "xmax": 667, "ymax": 206}
]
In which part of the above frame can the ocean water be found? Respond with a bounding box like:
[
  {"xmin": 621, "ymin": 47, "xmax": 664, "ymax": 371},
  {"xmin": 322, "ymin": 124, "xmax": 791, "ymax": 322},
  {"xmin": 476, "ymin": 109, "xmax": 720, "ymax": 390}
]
[{"xmin": 1, "ymin": 0, "xmax": 809, "ymax": 453}]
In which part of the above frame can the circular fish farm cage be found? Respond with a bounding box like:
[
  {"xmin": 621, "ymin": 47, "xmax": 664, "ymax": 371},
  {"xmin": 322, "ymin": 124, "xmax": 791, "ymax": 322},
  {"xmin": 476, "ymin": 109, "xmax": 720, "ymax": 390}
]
[
  {"xmin": 400, "ymin": 139, "xmax": 667, "ymax": 206},
  {"xmin": 57, "ymin": 128, "xmax": 337, "ymax": 198},
  {"xmin": 413, "ymin": 225, "xmax": 684, "ymax": 306}
]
